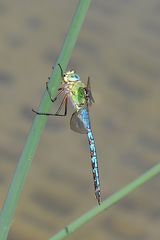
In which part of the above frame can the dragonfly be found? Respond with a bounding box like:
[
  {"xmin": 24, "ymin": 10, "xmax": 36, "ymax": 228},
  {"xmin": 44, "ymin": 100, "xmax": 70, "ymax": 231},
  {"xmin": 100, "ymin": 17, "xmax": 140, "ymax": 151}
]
[{"xmin": 32, "ymin": 64, "xmax": 101, "ymax": 204}]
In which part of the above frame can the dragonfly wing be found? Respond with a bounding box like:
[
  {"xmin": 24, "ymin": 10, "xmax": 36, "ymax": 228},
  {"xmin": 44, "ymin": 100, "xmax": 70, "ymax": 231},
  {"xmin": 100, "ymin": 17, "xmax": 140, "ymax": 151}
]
[
  {"xmin": 70, "ymin": 111, "xmax": 88, "ymax": 134},
  {"xmin": 87, "ymin": 78, "xmax": 95, "ymax": 105}
]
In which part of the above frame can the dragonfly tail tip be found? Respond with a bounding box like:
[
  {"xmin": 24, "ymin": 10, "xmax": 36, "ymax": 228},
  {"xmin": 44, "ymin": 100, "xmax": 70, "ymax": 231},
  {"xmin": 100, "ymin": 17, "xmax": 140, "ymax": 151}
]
[{"xmin": 95, "ymin": 189, "xmax": 101, "ymax": 205}]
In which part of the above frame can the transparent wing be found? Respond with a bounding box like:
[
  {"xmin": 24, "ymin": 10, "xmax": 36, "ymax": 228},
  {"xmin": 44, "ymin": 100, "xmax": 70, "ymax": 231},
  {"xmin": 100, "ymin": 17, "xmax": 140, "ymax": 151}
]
[
  {"xmin": 86, "ymin": 77, "xmax": 95, "ymax": 105},
  {"xmin": 70, "ymin": 111, "xmax": 88, "ymax": 134}
]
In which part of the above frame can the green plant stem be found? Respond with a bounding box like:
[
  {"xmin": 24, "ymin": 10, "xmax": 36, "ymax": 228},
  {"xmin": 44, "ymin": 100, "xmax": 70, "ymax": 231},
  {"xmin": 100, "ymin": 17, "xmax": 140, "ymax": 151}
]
[
  {"xmin": 49, "ymin": 163, "xmax": 160, "ymax": 240},
  {"xmin": 0, "ymin": 1, "xmax": 92, "ymax": 239}
]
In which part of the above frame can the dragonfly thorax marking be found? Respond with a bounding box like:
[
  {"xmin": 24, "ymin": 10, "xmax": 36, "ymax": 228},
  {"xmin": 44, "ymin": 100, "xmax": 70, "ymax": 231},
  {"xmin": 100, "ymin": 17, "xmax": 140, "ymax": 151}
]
[{"xmin": 64, "ymin": 81, "xmax": 87, "ymax": 110}]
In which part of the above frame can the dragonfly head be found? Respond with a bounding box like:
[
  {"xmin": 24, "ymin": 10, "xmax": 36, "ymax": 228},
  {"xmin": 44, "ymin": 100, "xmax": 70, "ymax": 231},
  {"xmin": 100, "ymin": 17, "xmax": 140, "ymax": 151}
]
[{"xmin": 64, "ymin": 70, "xmax": 80, "ymax": 82}]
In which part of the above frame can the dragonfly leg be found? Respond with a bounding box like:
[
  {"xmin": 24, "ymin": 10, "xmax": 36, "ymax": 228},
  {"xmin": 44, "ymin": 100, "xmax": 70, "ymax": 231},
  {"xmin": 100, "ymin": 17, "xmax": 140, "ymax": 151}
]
[
  {"xmin": 46, "ymin": 81, "xmax": 64, "ymax": 103},
  {"xmin": 58, "ymin": 63, "xmax": 64, "ymax": 79},
  {"xmin": 52, "ymin": 64, "xmax": 64, "ymax": 79},
  {"xmin": 32, "ymin": 95, "xmax": 68, "ymax": 117},
  {"xmin": 54, "ymin": 95, "xmax": 68, "ymax": 116}
]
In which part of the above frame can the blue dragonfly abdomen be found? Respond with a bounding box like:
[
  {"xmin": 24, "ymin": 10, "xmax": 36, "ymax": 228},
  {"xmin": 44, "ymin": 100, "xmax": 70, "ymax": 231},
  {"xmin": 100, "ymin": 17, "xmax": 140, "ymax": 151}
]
[{"xmin": 70, "ymin": 107, "xmax": 101, "ymax": 204}]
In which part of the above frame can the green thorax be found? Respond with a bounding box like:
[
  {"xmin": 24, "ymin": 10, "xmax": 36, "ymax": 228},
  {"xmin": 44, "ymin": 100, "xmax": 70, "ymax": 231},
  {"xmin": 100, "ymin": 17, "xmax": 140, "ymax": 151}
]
[{"xmin": 69, "ymin": 81, "xmax": 86, "ymax": 109}]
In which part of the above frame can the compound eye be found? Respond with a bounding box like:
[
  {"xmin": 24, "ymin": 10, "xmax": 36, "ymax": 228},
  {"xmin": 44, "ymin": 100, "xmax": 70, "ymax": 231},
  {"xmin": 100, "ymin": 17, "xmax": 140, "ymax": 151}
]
[
  {"xmin": 70, "ymin": 75, "xmax": 77, "ymax": 80},
  {"xmin": 74, "ymin": 74, "xmax": 80, "ymax": 80}
]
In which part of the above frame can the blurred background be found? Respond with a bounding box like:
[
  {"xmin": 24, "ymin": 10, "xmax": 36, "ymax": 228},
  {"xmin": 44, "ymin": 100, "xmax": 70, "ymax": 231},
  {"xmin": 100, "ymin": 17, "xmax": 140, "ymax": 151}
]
[{"xmin": 0, "ymin": 0, "xmax": 160, "ymax": 239}]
